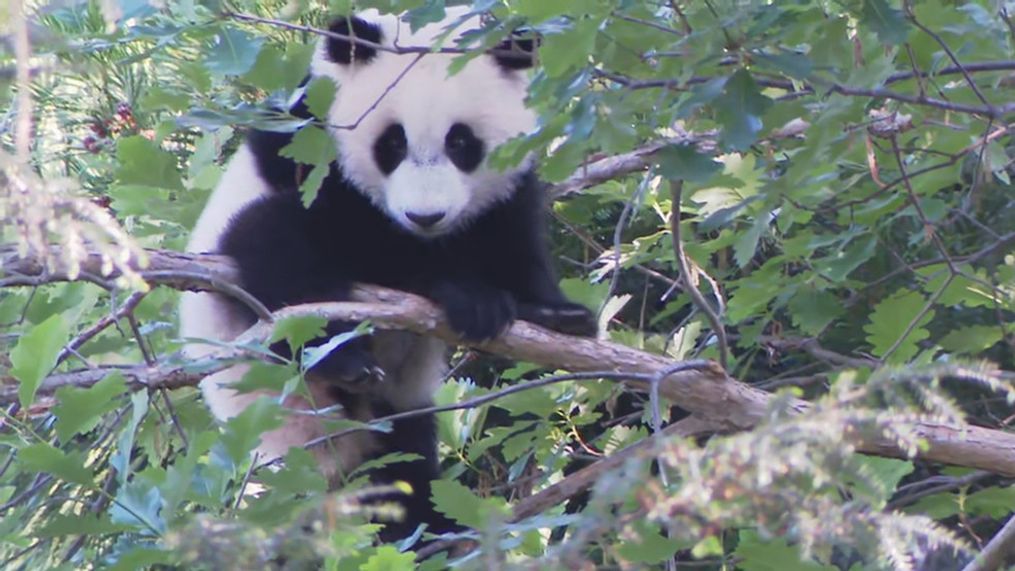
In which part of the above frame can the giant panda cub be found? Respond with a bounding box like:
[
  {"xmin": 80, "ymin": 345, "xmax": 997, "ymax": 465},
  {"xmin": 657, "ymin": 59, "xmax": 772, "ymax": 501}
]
[{"xmin": 179, "ymin": 7, "xmax": 595, "ymax": 542}]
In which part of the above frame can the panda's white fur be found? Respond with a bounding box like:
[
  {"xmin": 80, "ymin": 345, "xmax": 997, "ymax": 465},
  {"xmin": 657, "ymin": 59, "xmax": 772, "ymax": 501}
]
[{"xmin": 180, "ymin": 7, "xmax": 537, "ymax": 484}]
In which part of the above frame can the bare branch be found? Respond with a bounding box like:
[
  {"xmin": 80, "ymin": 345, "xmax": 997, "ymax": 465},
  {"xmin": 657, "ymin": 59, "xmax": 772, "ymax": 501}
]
[{"xmin": 961, "ymin": 514, "xmax": 1015, "ymax": 571}]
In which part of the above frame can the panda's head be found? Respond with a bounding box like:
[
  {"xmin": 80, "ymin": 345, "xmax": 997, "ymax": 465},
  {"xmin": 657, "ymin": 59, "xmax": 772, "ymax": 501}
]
[{"xmin": 310, "ymin": 9, "xmax": 537, "ymax": 237}]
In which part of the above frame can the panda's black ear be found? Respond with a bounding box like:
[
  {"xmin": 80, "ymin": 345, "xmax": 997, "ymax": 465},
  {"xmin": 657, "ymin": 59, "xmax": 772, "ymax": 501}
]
[
  {"xmin": 492, "ymin": 33, "xmax": 539, "ymax": 71},
  {"xmin": 325, "ymin": 15, "xmax": 383, "ymax": 65}
]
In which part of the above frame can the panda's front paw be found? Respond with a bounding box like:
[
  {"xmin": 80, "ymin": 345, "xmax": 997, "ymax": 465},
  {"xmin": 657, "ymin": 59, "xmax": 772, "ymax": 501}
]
[
  {"xmin": 518, "ymin": 301, "xmax": 598, "ymax": 337},
  {"xmin": 306, "ymin": 337, "xmax": 383, "ymax": 385},
  {"xmin": 431, "ymin": 281, "xmax": 516, "ymax": 342}
]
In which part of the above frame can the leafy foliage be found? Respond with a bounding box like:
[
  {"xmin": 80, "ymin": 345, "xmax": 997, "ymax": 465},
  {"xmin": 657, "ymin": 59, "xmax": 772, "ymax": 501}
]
[{"xmin": 1, "ymin": 0, "xmax": 1014, "ymax": 570}]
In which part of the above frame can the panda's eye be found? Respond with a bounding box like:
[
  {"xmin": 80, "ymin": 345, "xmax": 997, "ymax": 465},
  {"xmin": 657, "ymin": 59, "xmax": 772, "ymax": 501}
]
[
  {"xmin": 373, "ymin": 123, "xmax": 407, "ymax": 175},
  {"xmin": 445, "ymin": 123, "xmax": 484, "ymax": 173}
]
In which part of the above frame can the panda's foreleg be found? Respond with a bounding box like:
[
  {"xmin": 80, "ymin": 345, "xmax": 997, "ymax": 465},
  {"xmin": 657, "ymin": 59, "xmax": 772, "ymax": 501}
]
[
  {"xmin": 217, "ymin": 193, "xmax": 379, "ymax": 382},
  {"xmin": 489, "ymin": 218, "xmax": 599, "ymax": 338}
]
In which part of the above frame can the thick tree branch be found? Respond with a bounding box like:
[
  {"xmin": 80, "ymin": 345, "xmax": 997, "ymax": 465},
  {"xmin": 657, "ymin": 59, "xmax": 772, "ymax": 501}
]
[{"xmin": 3, "ymin": 247, "xmax": 1015, "ymax": 477}]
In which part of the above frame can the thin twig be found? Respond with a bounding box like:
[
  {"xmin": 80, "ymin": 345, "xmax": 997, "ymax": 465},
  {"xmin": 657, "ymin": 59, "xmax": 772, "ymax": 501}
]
[{"xmin": 669, "ymin": 180, "xmax": 729, "ymax": 369}]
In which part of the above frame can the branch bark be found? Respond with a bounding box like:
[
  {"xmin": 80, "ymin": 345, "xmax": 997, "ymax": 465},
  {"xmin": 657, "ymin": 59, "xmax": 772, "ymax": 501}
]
[{"xmin": 4, "ymin": 246, "xmax": 1015, "ymax": 478}]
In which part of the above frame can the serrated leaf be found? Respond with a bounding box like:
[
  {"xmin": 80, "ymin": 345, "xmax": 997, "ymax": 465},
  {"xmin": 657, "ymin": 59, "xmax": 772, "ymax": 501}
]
[
  {"xmin": 852, "ymin": 456, "xmax": 913, "ymax": 504},
  {"xmin": 864, "ymin": 289, "xmax": 934, "ymax": 363},
  {"xmin": 110, "ymin": 480, "xmax": 164, "ymax": 533},
  {"xmin": 735, "ymin": 530, "xmax": 837, "ymax": 570},
  {"xmin": 257, "ymin": 448, "xmax": 328, "ymax": 495},
  {"xmin": 205, "ymin": 28, "xmax": 264, "ymax": 76},
  {"xmin": 219, "ymin": 397, "xmax": 285, "ymax": 465},
  {"xmin": 715, "ymin": 69, "xmax": 773, "ymax": 151},
  {"xmin": 11, "ymin": 314, "xmax": 70, "ymax": 408},
  {"xmin": 788, "ymin": 288, "xmax": 844, "ymax": 335},
  {"xmin": 115, "ymin": 136, "xmax": 183, "ymax": 190},
  {"xmin": 966, "ymin": 486, "xmax": 1015, "ymax": 518},
  {"xmin": 860, "ymin": 0, "xmax": 909, "ymax": 45},
  {"xmin": 819, "ymin": 235, "xmax": 876, "ymax": 282},
  {"xmin": 280, "ymin": 126, "xmax": 337, "ymax": 166},
  {"xmin": 298, "ymin": 162, "xmax": 330, "ymax": 207},
  {"xmin": 540, "ymin": 19, "xmax": 598, "ymax": 77},
  {"xmin": 430, "ymin": 479, "xmax": 508, "ymax": 528},
  {"xmin": 304, "ymin": 77, "xmax": 337, "ymax": 121},
  {"xmin": 939, "ymin": 325, "xmax": 1003, "ymax": 354},
  {"xmin": 19, "ymin": 443, "xmax": 94, "ymax": 487},
  {"xmin": 53, "ymin": 372, "xmax": 127, "ymax": 441},
  {"xmin": 269, "ymin": 315, "xmax": 328, "ymax": 355},
  {"xmin": 734, "ymin": 214, "xmax": 769, "ymax": 268},
  {"xmin": 656, "ymin": 145, "xmax": 722, "ymax": 183},
  {"xmin": 616, "ymin": 526, "xmax": 687, "ymax": 564},
  {"xmin": 112, "ymin": 391, "xmax": 149, "ymax": 484},
  {"xmin": 513, "ymin": 0, "xmax": 560, "ymax": 22},
  {"xmin": 349, "ymin": 452, "xmax": 424, "ymax": 480},
  {"xmin": 361, "ymin": 545, "xmax": 416, "ymax": 571},
  {"xmin": 33, "ymin": 513, "xmax": 132, "ymax": 538}
]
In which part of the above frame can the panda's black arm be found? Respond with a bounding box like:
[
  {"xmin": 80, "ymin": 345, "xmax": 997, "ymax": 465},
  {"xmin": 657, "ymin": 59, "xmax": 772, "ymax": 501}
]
[
  {"xmin": 431, "ymin": 178, "xmax": 596, "ymax": 338},
  {"xmin": 218, "ymin": 194, "xmax": 344, "ymax": 310},
  {"xmin": 217, "ymin": 193, "xmax": 376, "ymax": 378},
  {"xmin": 492, "ymin": 181, "xmax": 597, "ymax": 337}
]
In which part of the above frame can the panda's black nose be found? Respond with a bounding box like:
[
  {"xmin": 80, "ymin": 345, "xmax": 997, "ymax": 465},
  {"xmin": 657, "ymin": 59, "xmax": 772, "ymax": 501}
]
[{"xmin": 406, "ymin": 212, "xmax": 445, "ymax": 228}]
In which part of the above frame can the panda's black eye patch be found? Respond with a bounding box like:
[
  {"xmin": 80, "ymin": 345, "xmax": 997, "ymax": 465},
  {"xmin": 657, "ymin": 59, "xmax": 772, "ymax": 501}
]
[
  {"xmin": 445, "ymin": 123, "xmax": 484, "ymax": 173},
  {"xmin": 373, "ymin": 123, "xmax": 407, "ymax": 175}
]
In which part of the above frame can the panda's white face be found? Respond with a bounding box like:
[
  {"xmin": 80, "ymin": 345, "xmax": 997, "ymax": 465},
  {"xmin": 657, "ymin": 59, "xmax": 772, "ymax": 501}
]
[{"xmin": 310, "ymin": 9, "xmax": 537, "ymax": 237}]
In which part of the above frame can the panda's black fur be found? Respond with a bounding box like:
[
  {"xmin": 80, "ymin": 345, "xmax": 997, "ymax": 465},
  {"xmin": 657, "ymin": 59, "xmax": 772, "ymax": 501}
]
[{"xmin": 184, "ymin": 9, "xmax": 595, "ymax": 544}]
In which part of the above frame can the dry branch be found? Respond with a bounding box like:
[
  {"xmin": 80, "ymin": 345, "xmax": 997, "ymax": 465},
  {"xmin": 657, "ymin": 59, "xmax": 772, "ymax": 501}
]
[{"xmin": 4, "ymin": 246, "xmax": 1015, "ymax": 478}]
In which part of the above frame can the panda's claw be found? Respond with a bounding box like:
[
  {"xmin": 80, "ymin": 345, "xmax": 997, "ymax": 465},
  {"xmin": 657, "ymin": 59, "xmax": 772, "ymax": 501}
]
[{"xmin": 518, "ymin": 301, "xmax": 597, "ymax": 337}]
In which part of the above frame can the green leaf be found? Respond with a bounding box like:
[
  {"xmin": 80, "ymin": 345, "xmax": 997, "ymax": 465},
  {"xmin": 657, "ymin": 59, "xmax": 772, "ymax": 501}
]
[
  {"xmin": 540, "ymin": 19, "xmax": 598, "ymax": 77},
  {"xmin": 430, "ymin": 479, "xmax": 508, "ymax": 528},
  {"xmin": 513, "ymin": 0, "xmax": 560, "ymax": 23},
  {"xmin": 851, "ymin": 456, "xmax": 914, "ymax": 504},
  {"xmin": 205, "ymin": 27, "xmax": 264, "ymax": 76},
  {"xmin": 819, "ymin": 234, "xmax": 876, "ymax": 282},
  {"xmin": 349, "ymin": 452, "xmax": 424, "ymax": 480},
  {"xmin": 864, "ymin": 289, "xmax": 935, "ymax": 363},
  {"xmin": 33, "ymin": 514, "xmax": 132, "ymax": 538},
  {"xmin": 219, "ymin": 397, "xmax": 285, "ymax": 466},
  {"xmin": 714, "ymin": 69, "xmax": 773, "ymax": 151},
  {"xmin": 656, "ymin": 145, "xmax": 722, "ymax": 183},
  {"xmin": 788, "ymin": 288, "xmax": 844, "ymax": 335},
  {"xmin": 735, "ymin": 530, "xmax": 837, "ymax": 571},
  {"xmin": 616, "ymin": 524, "xmax": 687, "ymax": 563},
  {"xmin": 304, "ymin": 77, "xmax": 337, "ymax": 121},
  {"xmin": 734, "ymin": 214, "xmax": 769, "ymax": 268},
  {"xmin": 18, "ymin": 443, "xmax": 94, "ymax": 487},
  {"xmin": 860, "ymin": 0, "xmax": 909, "ymax": 45},
  {"xmin": 11, "ymin": 314, "xmax": 70, "ymax": 408},
  {"xmin": 53, "ymin": 372, "xmax": 127, "ymax": 441},
  {"xmin": 966, "ymin": 486, "xmax": 1015, "ymax": 518},
  {"xmin": 269, "ymin": 315, "xmax": 328, "ymax": 355},
  {"xmin": 257, "ymin": 448, "xmax": 328, "ymax": 495},
  {"xmin": 280, "ymin": 126, "xmax": 337, "ymax": 166},
  {"xmin": 360, "ymin": 545, "xmax": 415, "ymax": 571},
  {"xmin": 298, "ymin": 162, "xmax": 331, "ymax": 207},
  {"xmin": 110, "ymin": 480, "xmax": 164, "ymax": 533},
  {"xmin": 938, "ymin": 325, "xmax": 1003, "ymax": 354},
  {"xmin": 115, "ymin": 136, "xmax": 184, "ymax": 190},
  {"xmin": 111, "ymin": 391, "xmax": 149, "ymax": 484}
]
